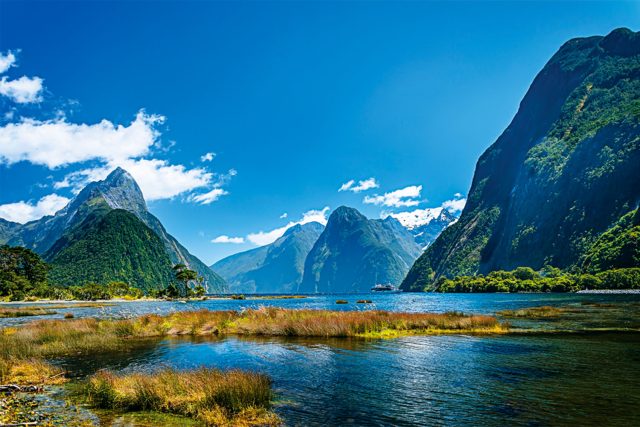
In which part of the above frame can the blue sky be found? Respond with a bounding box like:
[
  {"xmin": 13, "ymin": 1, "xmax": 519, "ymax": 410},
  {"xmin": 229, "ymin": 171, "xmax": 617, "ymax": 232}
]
[{"xmin": 0, "ymin": 1, "xmax": 637, "ymax": 264}]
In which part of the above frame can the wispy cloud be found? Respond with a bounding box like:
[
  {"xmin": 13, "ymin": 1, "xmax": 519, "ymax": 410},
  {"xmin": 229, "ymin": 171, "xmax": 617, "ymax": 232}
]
[
  {"xmin": 211, "ymin": 235, "xmax": 245, "ymax": 244},
  {"xmin": 363, "ymin": 185, "xmax": 422, "ymax": 208},
  {"xmin": 190, "ymin": 187, "xmax": 229, "ymax": 205},
  {"xmin": 200, "ymin": 152, "xmax": 216, "ymax": 162},
  {"xmin": 442, "ymin": 194, "xmax": 466, "ymax": 213},
  {"xmin": 339, "ymin": 177, "xmax": 379, "ymax": 193},
  {"xmin": 246, "ymin": 207, "xmax": 329, "ymax": 246},
  {"xmin": 0, "ymin": 51, "xmax": 16, "ymax": 74},
  {"xmin": 0, "ymin": 194, "xmax": 69, "ymax": 224}
]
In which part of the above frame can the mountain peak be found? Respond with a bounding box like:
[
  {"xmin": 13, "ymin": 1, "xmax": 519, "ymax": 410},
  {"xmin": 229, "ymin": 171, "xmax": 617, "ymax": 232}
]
[
  {"xmin": 103, "ymin": 167, "xmax": 135, "ymax": 186},
  {"xmin": 331, "ymin": 206, "xmax": 366, "ymax": 222},
  {"xmin": 97, "ymin": 168, "xmax": 147, "ymax": 214}
]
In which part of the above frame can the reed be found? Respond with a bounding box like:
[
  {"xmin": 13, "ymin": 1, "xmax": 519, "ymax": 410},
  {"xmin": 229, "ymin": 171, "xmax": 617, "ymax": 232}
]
[
  {"xmin": 0, "ymin": 307, "xmax": 56, "ymax": 318},
  {"xmin": 498, "ymin": 306, "xmax": 566, "ymax": 318},
  {"xmin": 0, "ymin": 308, "xmax": 506, "ymax": 362},
  {"xmin": 82, "ymin": 367, "xmax": 279, "ymax": 426}
]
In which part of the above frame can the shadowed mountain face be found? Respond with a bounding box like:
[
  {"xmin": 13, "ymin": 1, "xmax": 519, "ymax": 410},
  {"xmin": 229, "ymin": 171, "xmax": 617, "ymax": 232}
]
[
  {"xmin": 5, "ymin": 168, "xmax": 225, "ymax": 292},
  {"xmin": 299, "ymin": 206, "xmax": 421, "ymax": 293},
  {"xmin": 402, "ymin": 28, "xmax": 640, "ymax": 291},
  {"xmin": 212, "ymin": 222, "xmax": 324, "ymax": 293}
]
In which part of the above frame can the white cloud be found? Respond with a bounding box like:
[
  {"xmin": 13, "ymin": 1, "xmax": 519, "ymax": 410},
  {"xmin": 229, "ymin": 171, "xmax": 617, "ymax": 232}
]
[
  {"xmin": 247, "ymin": 207, "xmax": 329, "ymax": 246},
  {"xmin": 280, "ymin": 212, "xmax": 288, "ymax": 219},
  {"xmin": 0, "ymin": 194, "xmax": 69, "ymax": 224},
  {"xmin": 442, "ymin": 196, "xmax": 466, "ymax": 213},
  {"xmin": 386, "ymin": 207, "xmax": 444, "ymax": 229},
  {"xmin": 0, "ymin": 51, "xmax": 16, "ymax": 74},
  {"xmin": 56, "ymin": 158, "xmax": 217, "ymax": 202},
  {"xmin": 0, "ymin": 111, "xmax": 163, "ymax": 168},
  {"xmin": 211, "ymin": 235, "xmax": 245, "ymax": 244},
  {"xmin": 189, "ymin": 187, "xmax": 228, "ymax": 205},
  {"xmin": 0, "ymin": 75, "xmax": 43, "ymax": 104},
  {"xmin": 339, "ymin": 177, "xmax": 379, "ymax": 193},
  {"xmin": 363, "ymin": 185, "xmax": 422, "ymax": 208},
  {"xmin": 338, "ymin": 180, "xmax": 354, "ymax": 192},
  {"xmin": 201, "ymin": 152, "xmax": 216, "ymax": 162}
]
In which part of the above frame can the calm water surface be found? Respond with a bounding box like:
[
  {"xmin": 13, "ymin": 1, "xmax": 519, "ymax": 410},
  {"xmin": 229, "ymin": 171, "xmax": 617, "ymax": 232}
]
[{"xmin": 5, "ymin": 294, "xmax": 640, "ymax": 426}]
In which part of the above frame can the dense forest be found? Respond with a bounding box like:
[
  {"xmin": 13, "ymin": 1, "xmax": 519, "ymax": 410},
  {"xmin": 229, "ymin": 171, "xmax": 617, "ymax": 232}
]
[
  {"xmin": 435, "ymin": 266, "xmax": 640, "ymax": 293},
  {"xmin": 0, "ymin": 245, "xmax": 205, "ymax": 301}
]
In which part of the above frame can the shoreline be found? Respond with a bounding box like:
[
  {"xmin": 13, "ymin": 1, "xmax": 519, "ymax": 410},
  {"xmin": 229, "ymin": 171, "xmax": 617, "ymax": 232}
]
[{"xmin": 576, "ymin": 289, "xmax": 640, "ymax": 294}]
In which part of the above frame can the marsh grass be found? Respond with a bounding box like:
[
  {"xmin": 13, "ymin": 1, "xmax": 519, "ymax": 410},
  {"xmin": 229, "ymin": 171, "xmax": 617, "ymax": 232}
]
[
  {"xmin": 0, "ymin": 358, "xmax": 65, "ymax": 385},
  {"xmin": 0, "ymin": 308, "xmax": 506, "ymax": 363},
  {"xmin": 0, "ymin": 307, "xmax": 57, "ymax": 318},
  {"xmin": 498, "ymin": 306, "xmax": 575, "ymax": 318},
  {"xmin": 81, "ymin": 368, "xmax": 279, "ymax": 426}
]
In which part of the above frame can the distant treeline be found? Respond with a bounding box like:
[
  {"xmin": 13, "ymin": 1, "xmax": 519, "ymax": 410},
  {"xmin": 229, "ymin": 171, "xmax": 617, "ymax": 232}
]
[
  {"xmin": 435, "ymin": 266, "xmax": 640, "ymax": 293},
  {"xmin": 0, "ymin": 245, "xmax": 204, "ymax": 301}
]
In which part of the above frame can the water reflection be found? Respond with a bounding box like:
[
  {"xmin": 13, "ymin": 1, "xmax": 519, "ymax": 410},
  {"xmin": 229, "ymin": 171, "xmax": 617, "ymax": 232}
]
[{"xmin": 56, "ymin": 333, "xmax": 640, "ymax": 426}]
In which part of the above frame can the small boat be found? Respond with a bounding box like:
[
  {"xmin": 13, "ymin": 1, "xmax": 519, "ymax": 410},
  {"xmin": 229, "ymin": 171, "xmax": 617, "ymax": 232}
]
[{"xmin": 371, "ymin": 283, "xmax": 399, "ymax": 292}]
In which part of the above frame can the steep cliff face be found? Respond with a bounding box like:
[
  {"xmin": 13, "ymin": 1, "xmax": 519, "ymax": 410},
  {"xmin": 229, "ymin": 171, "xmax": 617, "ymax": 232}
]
[
  {"xmin": 402, "ymin": 28, "xmax": 640, "ymax": 291},
  {"xmin": 6, "ymin": 168, "xmax": 225, "ymax": 291},
  {"xmin": 212, "ymin": 222, "xmax": 325, "ymax": 293},
  {"xmin": 300, "ymin": 206, "xmax": 421, "ymax": 293}
]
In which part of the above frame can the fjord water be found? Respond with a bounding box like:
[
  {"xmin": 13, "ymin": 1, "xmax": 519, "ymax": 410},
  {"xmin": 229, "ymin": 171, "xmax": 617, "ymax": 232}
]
[{"xmin": 5, "ymin": 294, "xmax": 640, "ymax": 426}]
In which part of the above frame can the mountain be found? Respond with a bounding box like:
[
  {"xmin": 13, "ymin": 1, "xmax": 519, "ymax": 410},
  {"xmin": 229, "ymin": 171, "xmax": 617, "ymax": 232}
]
[
  {"xmin": 46, "ymin": 208, "xmax": 175, "ymax": 291},
  {"xmin": 391, "ymin": 208, "xmax": 457, "ymax": 249},
  {"xmin": 212, "ymin": 222, "xmax": 325, "ymax": 293},
  {"xmin": 402, "ymin": 28, "xmax": 640, "ymax": 291},
  {"xmin": 0, "ymin": 218, "xmax": 21, "ymax": 244},
  {"xmin": 299, "ymin": 206, "xmax": 422, "ymax": 293},
  {"xmin": 5, "ymin": 168, "xmax": 225, "ymax": 291}
]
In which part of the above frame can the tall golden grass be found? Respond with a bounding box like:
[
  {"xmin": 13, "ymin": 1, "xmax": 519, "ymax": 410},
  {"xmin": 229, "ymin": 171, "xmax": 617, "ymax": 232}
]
[
  {"xmin": 83, "ymin": 368, "xmax": 278, "ymax": 426},
  {"xmin": 0, "ymin": 308, "xmax": 505, "ymax": 362}
]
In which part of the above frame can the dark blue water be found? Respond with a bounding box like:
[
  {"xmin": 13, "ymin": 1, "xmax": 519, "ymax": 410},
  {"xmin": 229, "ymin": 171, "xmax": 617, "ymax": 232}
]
[{"xmin": 28, "ymin": 293, "xmax": 640, "ymax": 426}]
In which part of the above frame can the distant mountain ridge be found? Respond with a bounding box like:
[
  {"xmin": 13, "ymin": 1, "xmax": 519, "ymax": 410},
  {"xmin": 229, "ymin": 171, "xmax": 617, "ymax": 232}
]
[
  {"xmin": 402, "ymin": 28, "xmax": 640, "ymax": 291},
  {"xmin": 299, "ymin": 206, "xmax": 422, "ymax": 293},
  {"xmin": 212, "ymin": 222, "xmax": 324, "ymax": 293},
  {"xmin": 4, "ymin": 168, "xmax": 225, "ymax": 292}
]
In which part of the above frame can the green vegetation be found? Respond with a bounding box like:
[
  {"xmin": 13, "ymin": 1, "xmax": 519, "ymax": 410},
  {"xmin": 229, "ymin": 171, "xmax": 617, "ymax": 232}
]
[
  {"xmin": 435, "ymin": 266, "xmax": 640, "ymax": 293},
  {"xmin": 582, "ymin": 209, "xmax": 640, "ymax": 272},
  {"xmin": 1, "ymin": 243, "xmax": 208, "ymax": 301},
  {"xmin": 82, "ymin": 368, "xmax": 279, "ymax": 426},
  {"xmin": 0, "ymin": 245, "xmax": 50, "ymax": 300},
  {"xmin": 47, "ymin": 209, "xmax": 175, "ymax": 292}
]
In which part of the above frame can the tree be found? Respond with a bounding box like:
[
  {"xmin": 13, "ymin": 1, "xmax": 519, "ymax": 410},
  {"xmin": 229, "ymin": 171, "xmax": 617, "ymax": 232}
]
[
  {"xmin": 171, "ymin": 264, "xmax": 200, "ymax": 298},
  {"xmin": 0, "ymin": 245, "xmax": 50, "ymax": 300}
]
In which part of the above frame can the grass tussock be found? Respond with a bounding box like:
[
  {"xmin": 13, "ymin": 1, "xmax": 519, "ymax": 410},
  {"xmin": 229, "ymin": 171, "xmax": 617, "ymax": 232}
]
[
  {"xmin": 82, "ymin": 368, "xmax": 279, "ymax": 426},
  {"xmin": 0, "ymin": 358, "xmax": 65, "ymax": 385},
  {"xmin": 0, "ymin": 307, "xmax": 56, "ymax": 318},
  {"xmin": 498, "ymin": 306, "xmax": 566, "ymax": 318}
]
